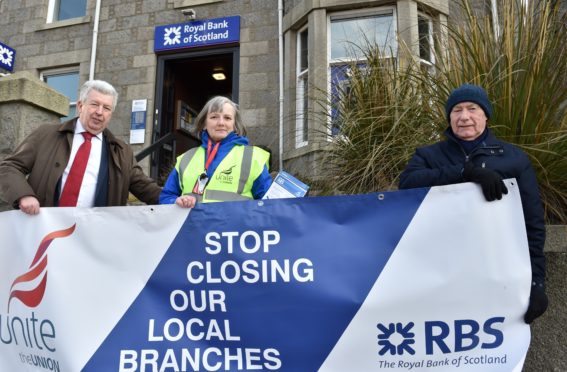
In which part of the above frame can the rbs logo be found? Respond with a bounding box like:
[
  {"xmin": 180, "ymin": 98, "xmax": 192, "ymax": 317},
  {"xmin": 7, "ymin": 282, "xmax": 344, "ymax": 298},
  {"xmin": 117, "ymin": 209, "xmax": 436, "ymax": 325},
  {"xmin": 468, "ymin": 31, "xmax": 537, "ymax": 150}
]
[
  {"xmin": 425, "ymin": 317, "xmax": 504, "ymax": 354},
  {"xmin": 377, "ymin": 317, "xmax": 505, "ymax": 356}
]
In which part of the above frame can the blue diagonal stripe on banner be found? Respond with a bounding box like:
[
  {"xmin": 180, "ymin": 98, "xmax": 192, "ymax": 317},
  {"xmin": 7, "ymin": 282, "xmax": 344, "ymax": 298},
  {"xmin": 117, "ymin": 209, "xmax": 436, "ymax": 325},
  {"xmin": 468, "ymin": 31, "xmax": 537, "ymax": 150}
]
[{"xmin": 83, "ymin": 189, "xmax": 428, "ymax": 371}]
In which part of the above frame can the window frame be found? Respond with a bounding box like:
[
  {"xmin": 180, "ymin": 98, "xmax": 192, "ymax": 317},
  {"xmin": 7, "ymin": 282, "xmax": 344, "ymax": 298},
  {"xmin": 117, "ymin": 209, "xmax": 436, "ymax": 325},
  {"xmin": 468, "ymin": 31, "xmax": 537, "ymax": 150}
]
[
  {"xmin": 295, "ymin": 24, "xmax": 309, "ymax": 148},
  {"xmin": 47, "ymin": 0, "xmax": 87, "ymax": 23},
  {"xmin": 40, "ymin": 67, "xmax": 81, "ymax": 122},
  {"xmin": 327, "ymin": 7, "xmax": 398, "ymax": 137},
  {"xmin": 418, "ymin": 13, "xmax": 435, "ymax": 74},
  {"xmin": 328, "ymin": 7, "xmax": 398, "ymax": 63}
]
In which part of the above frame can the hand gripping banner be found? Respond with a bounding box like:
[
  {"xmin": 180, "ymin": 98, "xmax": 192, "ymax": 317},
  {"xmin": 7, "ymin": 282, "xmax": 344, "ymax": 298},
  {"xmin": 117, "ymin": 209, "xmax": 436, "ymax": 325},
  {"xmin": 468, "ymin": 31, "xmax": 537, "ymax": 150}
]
[{"xmin": 0, "ymin": 181, "xmax": 531, "ymax": 371}]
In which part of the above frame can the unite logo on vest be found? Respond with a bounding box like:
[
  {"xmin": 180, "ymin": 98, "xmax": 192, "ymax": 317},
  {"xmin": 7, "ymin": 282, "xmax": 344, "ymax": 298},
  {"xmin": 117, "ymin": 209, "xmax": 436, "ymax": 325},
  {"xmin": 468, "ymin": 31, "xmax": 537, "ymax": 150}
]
[{"xmin": 215, "ymin": 164, "xmax": 236, "ymax": 184}]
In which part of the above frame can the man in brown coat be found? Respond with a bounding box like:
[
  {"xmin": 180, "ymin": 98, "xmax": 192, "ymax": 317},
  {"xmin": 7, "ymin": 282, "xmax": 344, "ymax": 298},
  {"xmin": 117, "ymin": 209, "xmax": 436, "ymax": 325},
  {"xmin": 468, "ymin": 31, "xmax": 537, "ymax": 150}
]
[{"xmin": 0, "ymin": 80, "xmax": 161, "ymax": 215}]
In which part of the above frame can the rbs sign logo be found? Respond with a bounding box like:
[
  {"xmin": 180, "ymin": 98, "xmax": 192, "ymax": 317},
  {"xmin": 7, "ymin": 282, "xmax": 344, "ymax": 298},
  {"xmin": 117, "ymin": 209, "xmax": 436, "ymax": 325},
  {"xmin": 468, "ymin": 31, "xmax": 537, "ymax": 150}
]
[
  {"xmin": 424, "ymin": 317, "xmax": 504, "ymax": 354},
  {"xmin": 378, "ymin": 317, "xmax": 505, "ymax": 356}
]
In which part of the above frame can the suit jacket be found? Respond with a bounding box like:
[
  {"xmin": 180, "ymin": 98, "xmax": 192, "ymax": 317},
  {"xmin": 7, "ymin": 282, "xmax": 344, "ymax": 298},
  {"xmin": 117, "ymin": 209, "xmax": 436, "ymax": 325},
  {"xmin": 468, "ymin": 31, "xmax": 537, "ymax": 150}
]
[{"xmin": 0, "ymin": 118, "xmax": 161, "ymax": 208}]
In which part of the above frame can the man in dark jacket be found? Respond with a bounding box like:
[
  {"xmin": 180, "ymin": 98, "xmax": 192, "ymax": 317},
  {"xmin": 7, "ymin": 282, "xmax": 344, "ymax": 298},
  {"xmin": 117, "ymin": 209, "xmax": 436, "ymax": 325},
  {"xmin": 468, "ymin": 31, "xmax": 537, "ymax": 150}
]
[
  {"xmin": 0, "ymin": 80, "xmax": 161, "ymax": 214},
  {"xmin": 399, "ymin": 83, "xmax": 548, "ymax": 324}
]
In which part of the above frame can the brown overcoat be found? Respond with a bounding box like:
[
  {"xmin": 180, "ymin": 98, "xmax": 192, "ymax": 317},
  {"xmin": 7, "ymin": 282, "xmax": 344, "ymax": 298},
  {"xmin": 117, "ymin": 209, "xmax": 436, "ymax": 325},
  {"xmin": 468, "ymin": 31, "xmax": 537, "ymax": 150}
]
[{"xmin": 0, "ymin": 119, "xmax": 161, "ymax": 208}]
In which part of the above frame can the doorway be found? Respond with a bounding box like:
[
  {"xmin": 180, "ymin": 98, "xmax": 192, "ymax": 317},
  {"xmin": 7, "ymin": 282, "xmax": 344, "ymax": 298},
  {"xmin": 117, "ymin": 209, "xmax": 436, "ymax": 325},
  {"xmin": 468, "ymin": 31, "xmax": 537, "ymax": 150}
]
[{"xmin": 152, "ymin": 47, "xmax": 239, "ymax": 183}]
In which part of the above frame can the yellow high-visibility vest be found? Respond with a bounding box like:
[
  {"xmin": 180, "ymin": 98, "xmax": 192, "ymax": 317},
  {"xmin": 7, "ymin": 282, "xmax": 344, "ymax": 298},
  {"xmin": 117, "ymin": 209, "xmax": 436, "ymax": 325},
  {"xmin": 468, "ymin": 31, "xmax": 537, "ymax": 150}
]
[{"xmin": 175, "ymin": 145, "xmax": 269, "ymax": 203}]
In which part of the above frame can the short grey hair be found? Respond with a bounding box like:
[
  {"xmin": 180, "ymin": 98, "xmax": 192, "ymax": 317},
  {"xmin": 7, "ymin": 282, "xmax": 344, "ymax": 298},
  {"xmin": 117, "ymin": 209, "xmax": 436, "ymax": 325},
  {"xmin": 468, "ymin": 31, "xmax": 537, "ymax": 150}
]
[
  {"xmin": 195, "ymin": 96, "xmax": 246, "ymax": 138},
  {"xmin": 79, "ymin": 80, "xmax": 119, "ymax": 111}
]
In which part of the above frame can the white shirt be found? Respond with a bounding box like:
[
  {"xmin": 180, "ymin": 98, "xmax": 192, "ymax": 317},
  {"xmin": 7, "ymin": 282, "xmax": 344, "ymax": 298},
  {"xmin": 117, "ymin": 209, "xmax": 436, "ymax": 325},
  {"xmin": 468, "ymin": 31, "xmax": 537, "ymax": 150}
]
[{"xmin": 60, "ymin": 120, "xmax": 103, "ymax": 207}]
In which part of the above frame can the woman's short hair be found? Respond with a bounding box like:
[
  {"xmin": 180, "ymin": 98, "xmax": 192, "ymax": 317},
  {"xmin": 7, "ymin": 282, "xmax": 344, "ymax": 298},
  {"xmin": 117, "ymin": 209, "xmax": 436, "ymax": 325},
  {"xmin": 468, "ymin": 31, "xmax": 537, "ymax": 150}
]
[
  {"xmin": 79, "ymin": 80, "xmax": 119, "ymax": 111},
  {"xmin": 195, "ymin": 96, "xmax": 246, "ymax": 138}
]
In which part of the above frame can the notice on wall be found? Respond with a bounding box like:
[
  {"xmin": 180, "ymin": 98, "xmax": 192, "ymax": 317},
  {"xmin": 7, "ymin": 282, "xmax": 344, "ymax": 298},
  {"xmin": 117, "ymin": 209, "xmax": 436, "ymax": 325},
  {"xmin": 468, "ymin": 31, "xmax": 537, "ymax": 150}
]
[{"xmin": 129, "ymin": 99, "xmax": 147, "ymax": 144}]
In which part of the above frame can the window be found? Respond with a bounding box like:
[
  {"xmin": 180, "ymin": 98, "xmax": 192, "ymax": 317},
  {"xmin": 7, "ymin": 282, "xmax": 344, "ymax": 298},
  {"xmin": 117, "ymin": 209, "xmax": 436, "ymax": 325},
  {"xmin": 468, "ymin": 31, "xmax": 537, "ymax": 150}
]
[
  {"xmin": 47, "ymin": 0, "xmax": 87, "ymax": 22},
  {"xmin": 296, "ymin": 26, "xmax": 309, "ymax": 147},
  {"xmin": 42, "ymin": 69, "xmax": 80, "ymax": 122},
  {"xmin": 329, "ymin": 9, "xmax": 397, "ymax": 135},
  {"xmin": 418, "ymin": 14, "xmax": 435, "ymax": 74},
  {"xmin": 330, "ymin": 12, "xmax": 397, "ymax": 61}
]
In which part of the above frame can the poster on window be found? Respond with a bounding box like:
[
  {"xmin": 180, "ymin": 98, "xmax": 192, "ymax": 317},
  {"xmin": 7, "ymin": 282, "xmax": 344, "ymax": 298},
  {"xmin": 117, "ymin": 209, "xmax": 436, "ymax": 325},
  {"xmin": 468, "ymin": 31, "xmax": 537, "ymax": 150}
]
[{"xmin": 177, "ymin": 100, "xmax": 198, "ymax": 136}]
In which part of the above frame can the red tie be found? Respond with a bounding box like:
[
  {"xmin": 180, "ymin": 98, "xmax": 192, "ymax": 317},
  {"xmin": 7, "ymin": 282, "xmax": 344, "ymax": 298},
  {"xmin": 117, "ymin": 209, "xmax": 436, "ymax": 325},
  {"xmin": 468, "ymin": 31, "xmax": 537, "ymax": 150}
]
[{"xmin": 59, "ymin": 132, "xmax": 94, "ymax": 207}]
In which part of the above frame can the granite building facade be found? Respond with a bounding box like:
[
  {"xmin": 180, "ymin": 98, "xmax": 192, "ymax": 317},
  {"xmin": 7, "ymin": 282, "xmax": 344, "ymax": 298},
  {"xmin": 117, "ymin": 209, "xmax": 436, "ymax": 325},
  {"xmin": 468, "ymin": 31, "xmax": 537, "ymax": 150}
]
[{"xmin": 0, "ymin": 0, "xmax": 449, "ymax": 182}]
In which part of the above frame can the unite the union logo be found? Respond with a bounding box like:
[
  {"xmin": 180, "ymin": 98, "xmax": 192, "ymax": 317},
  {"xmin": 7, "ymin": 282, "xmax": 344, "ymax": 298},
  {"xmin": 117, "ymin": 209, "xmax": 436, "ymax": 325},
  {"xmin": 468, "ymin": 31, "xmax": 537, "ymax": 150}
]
[{"xmin": 7, "ymin": 224, "xmax": 76, "ymax": 313}]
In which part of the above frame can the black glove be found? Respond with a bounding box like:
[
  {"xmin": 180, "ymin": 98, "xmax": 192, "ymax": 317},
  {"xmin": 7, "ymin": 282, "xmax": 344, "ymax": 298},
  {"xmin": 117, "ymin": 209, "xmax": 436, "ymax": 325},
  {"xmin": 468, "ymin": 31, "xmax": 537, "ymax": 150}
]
[
  {"xmin": 524, "ymin": 282, "xmax": 548, "ymax": 324},
  {"xmin": 463, "ymin": 162, "xmax": 508, "ymax": 201}
]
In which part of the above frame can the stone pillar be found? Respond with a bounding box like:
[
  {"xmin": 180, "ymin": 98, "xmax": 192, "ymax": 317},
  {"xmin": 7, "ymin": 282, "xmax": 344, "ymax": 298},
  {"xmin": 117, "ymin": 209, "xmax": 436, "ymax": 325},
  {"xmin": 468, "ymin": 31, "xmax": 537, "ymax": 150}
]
[{"xmin": 0, "ymin": 71, "xmax": 69, "ymax": 211}]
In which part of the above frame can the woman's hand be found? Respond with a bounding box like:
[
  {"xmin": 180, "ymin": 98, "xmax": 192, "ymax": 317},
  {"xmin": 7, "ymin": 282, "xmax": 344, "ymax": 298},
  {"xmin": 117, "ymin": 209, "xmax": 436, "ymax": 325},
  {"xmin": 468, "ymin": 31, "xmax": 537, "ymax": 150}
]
[{"xmin": 175, "ymin": 195, "xmax": 197, "ymax": 208}]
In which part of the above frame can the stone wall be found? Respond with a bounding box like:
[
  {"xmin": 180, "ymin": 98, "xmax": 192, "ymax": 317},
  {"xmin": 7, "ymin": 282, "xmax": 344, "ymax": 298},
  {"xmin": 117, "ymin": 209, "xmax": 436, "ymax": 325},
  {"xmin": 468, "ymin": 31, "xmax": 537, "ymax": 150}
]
[
  {"xmin": 524, "ymin": 225, "xmax": 567, "ymax": 371},
  {"xmin": 0, "ymin": 72, "xmax": 68, "ymax": 211}
]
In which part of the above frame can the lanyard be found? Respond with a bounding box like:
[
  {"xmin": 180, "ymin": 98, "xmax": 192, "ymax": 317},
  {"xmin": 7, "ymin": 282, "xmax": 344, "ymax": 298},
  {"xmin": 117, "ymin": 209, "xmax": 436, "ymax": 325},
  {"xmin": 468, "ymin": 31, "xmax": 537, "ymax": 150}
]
[
  {"xmin": 205, "ymin": 138, "xmax": 220, "ymax": 172},
  {"xmin": 193, "ymin": 139, "xmax": 220, "ymax": 195}
]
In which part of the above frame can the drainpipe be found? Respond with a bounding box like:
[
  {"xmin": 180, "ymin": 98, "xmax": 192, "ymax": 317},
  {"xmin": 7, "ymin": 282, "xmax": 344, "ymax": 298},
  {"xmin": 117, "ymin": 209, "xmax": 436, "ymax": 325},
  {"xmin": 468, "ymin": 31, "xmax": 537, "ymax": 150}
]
[
  {"xmin": 277, "ymin": 0, "xmax": 284, "ymax": 171},
  {"xmin": 89, "ymin": 0, "xmax": 102, "ymax": 80}
]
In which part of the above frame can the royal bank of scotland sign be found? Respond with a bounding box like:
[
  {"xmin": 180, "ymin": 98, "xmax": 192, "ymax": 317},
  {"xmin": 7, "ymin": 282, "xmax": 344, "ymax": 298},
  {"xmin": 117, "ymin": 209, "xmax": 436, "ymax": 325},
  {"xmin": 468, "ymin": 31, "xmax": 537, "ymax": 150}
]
[
  {"xmin": 0, "ymin": 41, "xmax": 16, "ymax": 72},
  {"xmin": 154, "ymin": 16, "xmax": 240, "ymax": 52}
]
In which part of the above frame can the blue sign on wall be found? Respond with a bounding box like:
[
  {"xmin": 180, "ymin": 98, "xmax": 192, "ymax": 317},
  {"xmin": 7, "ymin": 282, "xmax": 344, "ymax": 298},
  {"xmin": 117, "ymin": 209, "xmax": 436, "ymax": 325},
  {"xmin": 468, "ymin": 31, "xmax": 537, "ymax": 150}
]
[
  {"xmin": 154, "ymin": 16, "xmax": 240, "ymax": 52},
  {"xmin": 0, "ymin": 41, "xmax": 16, "ymax": 72}
]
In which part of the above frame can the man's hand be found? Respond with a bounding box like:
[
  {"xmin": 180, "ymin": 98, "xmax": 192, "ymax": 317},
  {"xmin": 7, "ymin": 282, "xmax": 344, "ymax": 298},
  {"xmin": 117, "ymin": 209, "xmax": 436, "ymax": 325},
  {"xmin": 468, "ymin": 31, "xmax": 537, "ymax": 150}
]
[
  {"xmin": 463, "ymin": 162, "xmax": 508, "ymax": 201},
  {"xmin": 18, "ymin": 196, "xmax": 40, "ymax": 215},
  {"xmin": 524, "ymin": 282, "xmax": 548, "ymax": 324},
  {"xmin": 175, "ymin": 195, "xmax": 197, "ymax": 208}
]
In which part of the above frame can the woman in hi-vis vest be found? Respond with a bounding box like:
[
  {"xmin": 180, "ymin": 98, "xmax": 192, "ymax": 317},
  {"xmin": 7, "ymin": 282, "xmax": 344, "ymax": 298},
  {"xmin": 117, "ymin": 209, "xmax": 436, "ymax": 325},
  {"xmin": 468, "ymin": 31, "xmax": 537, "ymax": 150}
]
[{"xmin": 159, "ymin": 96, "xmax": 272, "ymax": 208}]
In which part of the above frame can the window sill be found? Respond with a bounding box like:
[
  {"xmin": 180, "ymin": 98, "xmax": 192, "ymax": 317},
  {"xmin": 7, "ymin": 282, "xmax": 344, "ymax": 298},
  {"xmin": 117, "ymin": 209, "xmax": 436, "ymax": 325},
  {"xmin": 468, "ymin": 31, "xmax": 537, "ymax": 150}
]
[
  {"xmin": 173, "ymin": 0, "xmax": 223, "ymax": 8},
  {"xmin": 37, "ymin": 16, "xmax": 92, "ymax": 31},
  {"xmin": 284, "ymin": 141, "xmax": 330, "ymax": 161}
]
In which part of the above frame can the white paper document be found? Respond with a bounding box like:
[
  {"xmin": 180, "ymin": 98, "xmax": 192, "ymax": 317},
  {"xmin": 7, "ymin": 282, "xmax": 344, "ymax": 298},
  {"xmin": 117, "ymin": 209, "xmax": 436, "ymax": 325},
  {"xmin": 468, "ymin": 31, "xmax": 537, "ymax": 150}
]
[{"xmin": 263, "ymin": 171, "xmax": 309, "ymax": 199}]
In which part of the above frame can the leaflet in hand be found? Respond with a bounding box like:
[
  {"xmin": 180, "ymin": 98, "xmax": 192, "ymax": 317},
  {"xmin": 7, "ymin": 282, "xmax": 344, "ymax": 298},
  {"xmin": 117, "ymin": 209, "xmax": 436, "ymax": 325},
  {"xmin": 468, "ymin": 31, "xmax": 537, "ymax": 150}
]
[{"xmin": 263, "ymin": 171, "xmax": 309, "ymax": 199}]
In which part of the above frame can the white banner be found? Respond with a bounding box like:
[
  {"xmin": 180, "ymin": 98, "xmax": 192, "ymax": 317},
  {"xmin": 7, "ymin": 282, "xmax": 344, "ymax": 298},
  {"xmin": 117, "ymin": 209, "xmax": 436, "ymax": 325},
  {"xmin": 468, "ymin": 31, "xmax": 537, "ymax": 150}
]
[{"xmin": 0, "ymin": 181, "xmax": 531, "ymax": 371}]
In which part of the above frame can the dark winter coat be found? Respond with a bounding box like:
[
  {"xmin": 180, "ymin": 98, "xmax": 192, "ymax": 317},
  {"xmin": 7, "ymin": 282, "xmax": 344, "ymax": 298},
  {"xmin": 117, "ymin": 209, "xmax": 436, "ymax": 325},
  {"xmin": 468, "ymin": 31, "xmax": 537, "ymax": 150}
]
[
  {"xmin": 0, "ymin": 118, "xmax": 161, "ymax": 208},
  {"xmin": 399, "ymin": 128, "xmax": 546, "ymax": 284}
]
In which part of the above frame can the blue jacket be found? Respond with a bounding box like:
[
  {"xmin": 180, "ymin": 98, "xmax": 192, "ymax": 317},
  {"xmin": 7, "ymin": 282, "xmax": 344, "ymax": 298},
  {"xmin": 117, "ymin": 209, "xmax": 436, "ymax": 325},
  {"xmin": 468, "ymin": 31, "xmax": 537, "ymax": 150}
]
[
  {"xmin": 160, "ymin": 131, "xmax": 272, "ymax": 204},
  {"xmin": 399, "ymin": 128, "xmax": 546, "ymax": 284}
]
